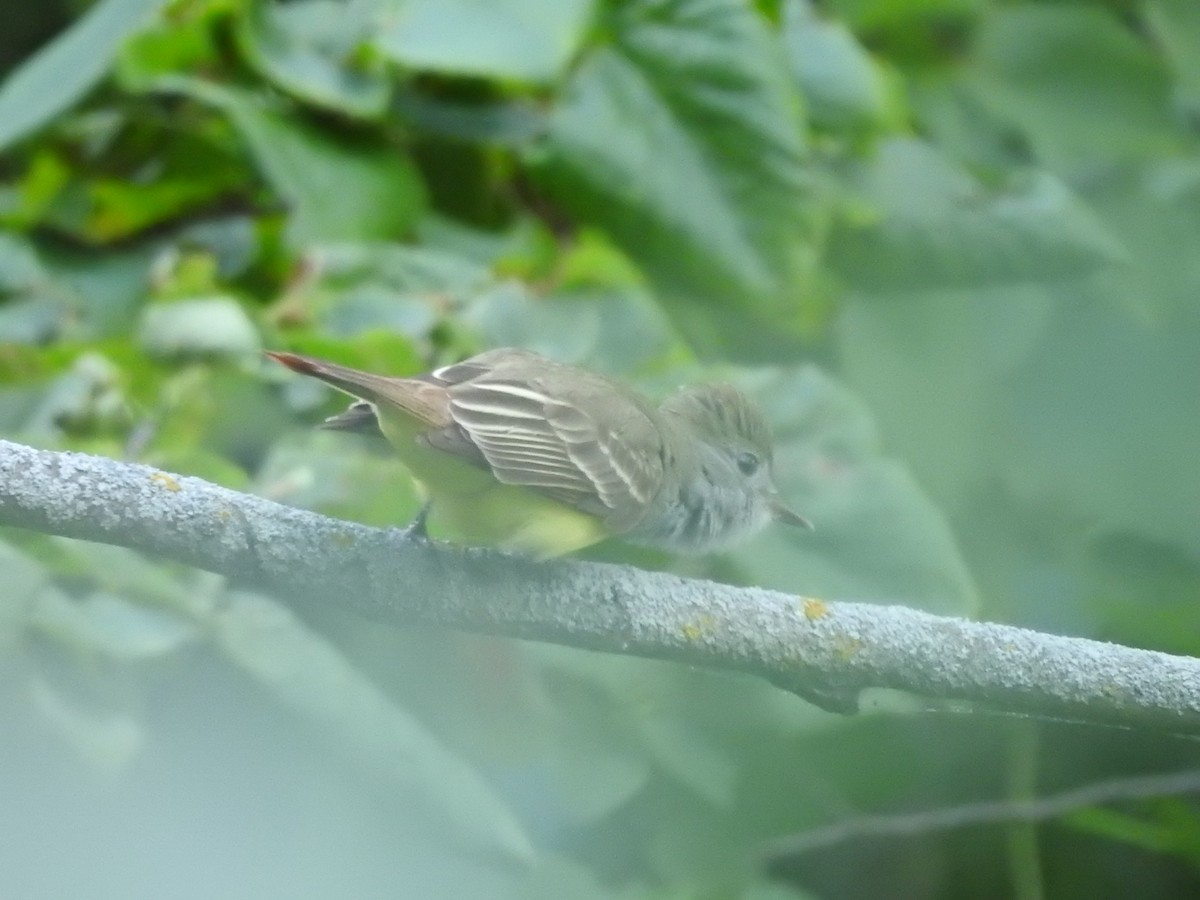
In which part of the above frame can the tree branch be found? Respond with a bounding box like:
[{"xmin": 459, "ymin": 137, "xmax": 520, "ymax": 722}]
[{"xmin": 2, "ymin": 438, "xmax": 1198, "ymax": 727}]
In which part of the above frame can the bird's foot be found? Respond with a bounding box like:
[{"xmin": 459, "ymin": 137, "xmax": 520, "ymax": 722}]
[{"xmin": 406, "ymin": 501, "xmax": 432, "ymax": 540}]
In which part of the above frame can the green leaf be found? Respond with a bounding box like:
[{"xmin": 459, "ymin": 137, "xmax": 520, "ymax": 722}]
[
  {"xmin": 254, "ymin": 431, "xmax": 423, "ymax": 529},
  {"xmin": 0, "ymin": 540, "xmax": 51, "ymax": 647},
  {"xmin": 375, "ymin": 0, "xmax": 596, "ymax": 82},
  {"xmin": 463, "ymin": 282, "xmax": 677, "ymax": 377},
  {"xmin": 20, "ymin": 351, "xmax": 129, "ymax": 439},
  {"xmin": 1002, "ymin": 295, "xmax": 1200, "ymax": 563},
  {"xmin": 533, "ymin": 0, "xmax": 817, "ymax": 358},
  {"xmin": 48, "ymin": 540, "xmax": 214, "ymax": 616},
  {"xmin": 968, "ymin": 5, "xmax": 1179, "ymax": 167},
  {"xmin": 114, "ymin": 0, "xmax": 222, "ymax": 90},
  {"xmin": 30, "ymin": 590, "xmax": 198, "ymax": 660},
  {"xmin": 278, "ymin": 242, "xmax": 494, "ymax": 341},
  {"xmin": 1145, "ymin": 0, "xmax": 1200, "ymax": 116},
  {"xmin": 0, "ymin": 232, "xmax": 49, "ymax": 292},
  {"xmin": 30, "ymin": 674, "xmax": 144, "ymax": 773},
  {"xmin": 0, "ymin": 0, "xmax": 169, "ymax": 151},
  {"xmin": 827, "ymin": 138, "xmax": 1127, "ymax": 292},
  {"xmin": 0, "ymin": 297, "xmax": 68, "ymax": 346},
  {"xmin": 825, "ymin": 0, "xmax": 982, "ymax": 32},
  {"xmin": 513, "ymin": 858, "xmax": 619, "ymax": 900},
  {"xmin": 782, "ymin": 0, "xmax": 893, "ymax": 132},
  {"xmin": 235, "ymin": 0, "xmax": 390, "ymax": 117},
  {"xmin": 533, "ymin": 648, "xmax": 737, "ymax": 812},
  {"xmin": 833, "ymin": 283, "xmax": 1052, "ymax": 505},
  {"xmin": 1066, "ymin": 804, "xmax": 1200, "ymax": 868},
  {"xmin": 41, "ymin": 243, "xmax": 159, "ymax": 340},
  {"xmin": 161, "ymin": 79, "xmax": 426, "ymax": 245},
  {"xmin": 215, "ymin": 590, "xmax": 534, "ymax": 862},
  {"xmin": 139, "ymin": 296, "xmax": 262, "ymax": 359}
]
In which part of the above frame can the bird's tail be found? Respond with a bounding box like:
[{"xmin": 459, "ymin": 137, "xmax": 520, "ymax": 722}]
[{"xmin": 266, "ymin": 352, "xmax": 450, "ymax": 428}]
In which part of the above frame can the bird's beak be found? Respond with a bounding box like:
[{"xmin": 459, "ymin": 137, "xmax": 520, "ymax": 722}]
[{"xmin": 770, "ymin": 495, "xmax": 813, "ymax": 530}]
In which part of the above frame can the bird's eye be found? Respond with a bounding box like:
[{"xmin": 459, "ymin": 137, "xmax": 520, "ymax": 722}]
[{"xmin": 736, "ymin": 451, "xmax": 760, "ymax": 476}]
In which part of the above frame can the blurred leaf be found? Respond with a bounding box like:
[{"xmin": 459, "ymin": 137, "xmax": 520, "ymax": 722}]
[
  {"xmin": 782, "ymin": 0, "xmax": 893, "ymax": 133},
  {"xmin": 548, "ymin": 711, "xmax": 654, "ymax": 823},
  {"xmin": 254, "ymin": 431, "xmax": 423, "ymax": 528},
  {"xmin": 968, "ymin": 5, "xmax": 1179, "ymax": 167},
  {"xmin": 306, "ymin": 281, "xmax": 440, "ymax": 342},
  {"xmin": 1145, "ymin": 0, "xmax": 1200, "ymax": 115},
  {"xmin": 1002, "ymin": 296, "xmax": 1200, "ymax": 563},
  {"xmin": 40, "ymin": 243, "xmax": 157, "ymax": 340},
  {"xmin": 646, "ymin": 790, "xmax": 750, "ymax": 887},
  {"xmin": 77, "ymin": 167, "xmax": 246, "ymax": 244},
  {"xmin": 162, "ymin": 79, "xmax": 426, "ymax": 245},
  {"xmin": 147, "ymin": 366, "xmax": 290, "ymax": 479},
  {"xmin": 1066, "ymin": 802, "xmax": 1200, "ymax": 868},
  {"xmin": 114, "ymin": 0, "xmax": 221, "ymax": 89},
  {"xmin": 533, "ymin": 0, "xmax": 817, "ymax": 358},
  {"xmin": 30, "ymin": 590, "xmax": 198, "ymax": 660},
  {"xmin": 827, "ymin": 138, "xmax": 1127, "ymax": 292},
  {"xmin": 515, "ymin": 857, "xmax": 620, "ymax": 900},
  {"xmin": 535, "ymin": 648, "xmax": 738, "ymax": 812},
  {"xmin": 235, "ymin": 0, "xmax": 390, "ymax": 117},
  {"xmin": 740, "ymin": 884, "xmax": 817, "ymax": 900},
  {"xmin": 29, "ymin": 674, "xmax": 144, "ymax": 773},
  {"xmin": 138, "ymin": 296, "xmax": 261, "ymax": 359},
  {"xmin": 1082, "ymin": 534, "xmax": 1200, "ymax": 657},
  {"xmin": 0, "ymin": 296, "xmax": 69, "ymax": 345},
  {"xmin": 375, "ymin": 0, "xmax": 595, "ymax": 82},
  {"xmin": 0, "ymin": 234, "xmax": 66, "ymax": 345},
  {"xmin": 0, "ymin": 0, "xmax": 169, "ymax": 151},
  {"xmin": 1087, "ymin": 161, "xmax": 1200, "ymax": 319},
  {"xmin": 0, "ymin": 540, "xmax": 51, "ymax": 647},
  {"xmin": 825, "ymin": 0, "xmax": 982, "ymax": 32},
  {"xmin": 463, "ymin": 282, "xmax": 678, "ymax": 376},
  {"xmin": 637, "ymin": 713, "xmax": 737, "ymax": 808},
  {"xmin": 835, "ymin": 282, "xmax": 1054, "ymax": 504},
  {"xmin": 307, "ymin": 241, "xmax": 495, "ymax": 296},
  {"xmin": 215, "ymin": 589, "xmax": 534, "ymax": 862},
  {"xmin": 0, "ymin": 232, "xmax": 49, "ymax": 292},
  {"xmin": 276, "ymin": 242, "xmax": 496, "ymax": 341},
  {"xmin": 47, "ymin": 539, "xmax": 215, "ymax": 616},
  {"xmin": 392, "ymin": 89, "xmax": 545, "ymax": 143},
  {"xmin": 20, "ymin": 351, "xmax": 130, "ymax": 439}
]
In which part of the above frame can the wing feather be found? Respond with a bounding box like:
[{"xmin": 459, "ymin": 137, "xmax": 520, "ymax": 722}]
[{"xmin": 443, "ymin": 376, "xmax": 663, "ymax": 530}]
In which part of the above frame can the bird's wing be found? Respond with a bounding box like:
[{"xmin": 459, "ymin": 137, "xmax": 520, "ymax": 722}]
[{"xmin": 422, "ymin": 365, "xmax": 665, "ymax": 531}]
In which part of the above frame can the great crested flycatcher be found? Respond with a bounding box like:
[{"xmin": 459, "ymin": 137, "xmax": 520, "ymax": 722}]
[{"xmin": 268, "ymin": 348, "xmax": 810, "ymax": 558}]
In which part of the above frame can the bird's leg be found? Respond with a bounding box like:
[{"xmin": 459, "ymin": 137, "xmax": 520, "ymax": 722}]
[{"xmin": 407, "ymin": 501, "xmax": 432, "ymax": 539}]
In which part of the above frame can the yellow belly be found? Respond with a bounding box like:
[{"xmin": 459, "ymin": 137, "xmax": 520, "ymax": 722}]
[
  {"xmin": 377, "ymin": 409, "xmax": 609, "ymax": 558},
  {"xmin": 423, "ymin": 479, "xmax": 609, "ymax": 559}
]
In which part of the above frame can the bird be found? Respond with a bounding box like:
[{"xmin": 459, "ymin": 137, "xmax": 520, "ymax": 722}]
[{"xmin": 267, "ymin": 348, "xmax": 810, "ymax": 558}]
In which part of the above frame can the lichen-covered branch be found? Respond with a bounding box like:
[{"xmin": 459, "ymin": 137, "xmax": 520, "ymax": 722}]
[{"xmin": 1, "ymin": 438, "xmax": 1198, "ymax": 728}]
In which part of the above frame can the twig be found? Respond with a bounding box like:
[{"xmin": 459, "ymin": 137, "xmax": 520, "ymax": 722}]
[{"xmin": 763, "ymin": 768, "xmax": 1200, "ymax": 859}]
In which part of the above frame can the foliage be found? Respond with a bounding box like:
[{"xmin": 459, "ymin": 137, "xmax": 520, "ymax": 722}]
[{"xmin": 1, "ymin": 0, "xmax": 1199, "ymax": 897}]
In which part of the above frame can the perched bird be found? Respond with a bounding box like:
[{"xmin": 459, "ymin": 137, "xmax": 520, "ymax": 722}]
[{"xmin": 268, "ymin": 348, "xmax": 809, "ymax": 558}]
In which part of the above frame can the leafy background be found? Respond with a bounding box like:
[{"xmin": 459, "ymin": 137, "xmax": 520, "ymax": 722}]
[{"xmin": 1, "ymin": 0, "xmax": 1199, "ymax": 897}]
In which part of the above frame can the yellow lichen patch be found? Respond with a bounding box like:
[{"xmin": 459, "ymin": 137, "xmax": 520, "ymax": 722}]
[
  {"xmin": 217, "ymin": 507, "xmax": 233, "ymax": 522},
  {"xmin": 801, "ymin": 598, "xmax": 829, "ymax": 621},
  {"xmin": 681, "ymin": 613, "xmax": 717, "ymax": 641},
  {"xmin": 331, "ymin": 531, "xmax": 355, "ymax": 548},
  {"xmin": 150, "ymin": 472, "xmax": 181, "ymax": 492},
  {"xmin": 833, "ymin": 636, "xmax": 863, "ymax": 661}
]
